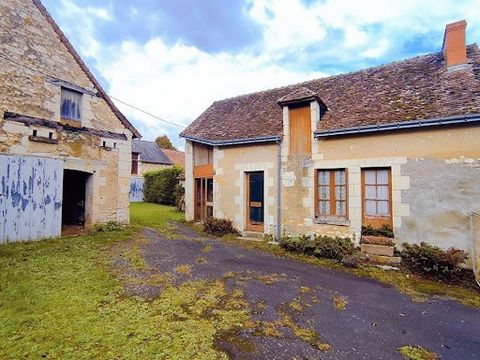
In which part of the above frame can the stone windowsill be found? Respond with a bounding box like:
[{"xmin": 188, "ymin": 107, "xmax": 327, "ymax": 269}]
[
  {"xmin": 28, "ymin": 135, "xmax": 58, "ymax": 144},
  {"xmin": 314, "ymin": 216, "xmax": 350, "ymax": 227}
]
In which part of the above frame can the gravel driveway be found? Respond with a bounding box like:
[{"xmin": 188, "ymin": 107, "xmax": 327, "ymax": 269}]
[{"xmin": 136, "ymin": 224, "xmax": 480, "ymax": 360}]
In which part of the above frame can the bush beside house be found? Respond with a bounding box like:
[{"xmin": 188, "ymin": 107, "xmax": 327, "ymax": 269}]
[
  {"xmin": 203, "ymin": 217, "xmax": 239, "ymax": 237},
  {"xmin": 280, "ymin": 235, "xmax": 354, "ymax": 262},
  {"xmin": 144, "ymin": 166, "xmax": 183, "ymax": 205}
]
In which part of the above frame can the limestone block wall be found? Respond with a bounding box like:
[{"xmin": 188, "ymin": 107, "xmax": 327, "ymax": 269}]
[
  {"xmin": 184, "ymin": 141, "xmax": 194, "ymax": 221},
  {"xmin": 139, "ymin": 162, "xmax": 171, "ymax": 175},
  {"xmin": 0, "ymin": 0, "xmax": 134, "ymax": 226},
  {"xmin": 214, "ymin": 144, "xmax": 277, "ymax": 234},
  {"xmin": 307, "ymin": 126, "xmax": 480, "ymax": 252}
]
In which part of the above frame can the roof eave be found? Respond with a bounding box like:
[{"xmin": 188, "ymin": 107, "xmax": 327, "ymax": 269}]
[
  {"xmin": 181, "ymin": 135, "xmax": 282, "ymax": 146},
  {"xmin": 314, "ymin": 113, "xmax": 480, "ymax": 138}
]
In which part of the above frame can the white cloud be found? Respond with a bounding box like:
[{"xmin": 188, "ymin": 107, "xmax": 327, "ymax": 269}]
[
  {"xmin": 54, "ymin": 0, "xmax": 113, "ymax": 58},
  {"xmin": 47, "ymin": 0, "xmax": 480, "ymax": 148},
  {"xmin": 100, "ymin": 38, "xmax": 326, "ymax": 145}
]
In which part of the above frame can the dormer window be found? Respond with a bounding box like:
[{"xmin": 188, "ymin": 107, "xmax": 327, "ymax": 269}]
[{"xmin": 61, "ymin": 87, "xmax": 82, "ymax": 121}]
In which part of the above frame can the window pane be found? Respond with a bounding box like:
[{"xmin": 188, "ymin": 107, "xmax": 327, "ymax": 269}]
[
  {"xmin": 335, "ymin": 170, "xmax": 346, "ymax": 185},
  {"xmin": 364, "ymin": 170, "xmax": 376, "ymax": 185},
  {"xmin": 61, "ymin": 88, "xmax": 82, "ymax": 120},
  {"xmin": 319, "ymin": 185, "xmax": 330, "ymax": 200},
  {"xmin": 365, "ymin": 200, "xmax": 377, "ymax": 216},
  {"xmin": 377, "ymin": 201, "xmax": 389, "ymax": 216},
  {"xmin": 377, "ymin": 185, "xmax": 389, "ymax": 200},
  {"xmin": 207, "ymin": 178, "xmax": 213, "ymax": 202},
  {"xmin": 319, "ymin": 200, "xmax": 330, "ymax": 215},
  {"xmin": 336, "ymin": 201, "xmax": 346, "ymax": 216},
  {"xmin": 318, "ymin": 170, "xmax": 330, "ymax": 185},
  {"xmin": 335, "ymin": 185, "xmax": 346, "ymax": 201},
  {"xmin": 377, "ymin": 170, "xmax": 389, "ymax": 184},
  {"xmin": 365, "ymin": 185, "xmax": 376, "ymax": 199}
]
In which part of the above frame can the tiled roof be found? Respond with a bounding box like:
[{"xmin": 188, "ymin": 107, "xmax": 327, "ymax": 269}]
[
  {"xmin": 277, "ymin": 86, "xmax": 324, "ymax": 107},
  {"xmin": 32, "ymin": 0, "xmax": 141, "ymax": 138},
  {"xmin": 162, "ymin": 149, "xmax": 185, "ymax": 167},
  {"xmin": 132, "ymin": 140, "xmax": 172, "ymax": 165},
  {"xmin": 181, "ymin": 45, "xmax": 480, "ymax": 143}
]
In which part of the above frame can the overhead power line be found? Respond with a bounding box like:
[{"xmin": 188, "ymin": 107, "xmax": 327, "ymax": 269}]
[
  {"xmin": 109, "ymin": 96, "xmax": 185, "ymax": 129},
  {"xmin": 0, "ymin": 53, "xmax": 185, "ymax": 129}
]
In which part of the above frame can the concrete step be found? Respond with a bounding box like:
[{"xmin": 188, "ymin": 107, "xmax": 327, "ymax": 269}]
[
  {"xmin": 367, "ymin": 254, "xmax": 401, "ymax": 266},
  {"xmin": 241, "ymin": 231, "xmax": 264, "ymax": 239},
  {"xmin": 236, "ymin": 236, "xmax": 264, "ymax": 242}
]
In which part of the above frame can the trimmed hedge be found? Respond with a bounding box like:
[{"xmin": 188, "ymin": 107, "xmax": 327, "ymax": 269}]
[
  {"xmin": 144, "ymin": 166, "xmax": 183, "ymax": 205},
  {"xmin": 203, "ymin": 217, "xmax": 238, "ymax": 237},
  {"xmin": 280, "ymin": 234, "xmax": 354, "ymax": 262},
  {"xmin": 401, "ymin": 242, "xmax": 468, "ymax": 280}
]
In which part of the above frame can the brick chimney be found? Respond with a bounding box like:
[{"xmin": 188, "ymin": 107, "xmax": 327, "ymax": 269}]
[{"xmin": 442, "ymin": 20, "xmax": 467, "ymax": 66}]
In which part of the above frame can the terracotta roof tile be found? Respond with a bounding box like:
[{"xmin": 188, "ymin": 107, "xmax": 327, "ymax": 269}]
[
  {"xmin": 162, "ymin": 149, "xmax": 185, "ymax": 167},
  {"xmin": 181, "ymin": 45, "xmax": 480, "ymax": 142}
]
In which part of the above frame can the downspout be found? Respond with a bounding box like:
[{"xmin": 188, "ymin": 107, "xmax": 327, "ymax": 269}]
[
  {"xmin": 274, "ymin": 139, "xmax": 282, "ymax": 243},
  {"xmin": 471, "ymin": 212, "xmax": 480, "ymax": 287}
]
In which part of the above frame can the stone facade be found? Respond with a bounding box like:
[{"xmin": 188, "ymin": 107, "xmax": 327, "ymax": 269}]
[
  {"xmin": 0, "ymin": 0, "xmax": 135, "ymax": 229},
  {"xmin": 184, "ymin": 102, "xmax": 480, "ymax": 257}
]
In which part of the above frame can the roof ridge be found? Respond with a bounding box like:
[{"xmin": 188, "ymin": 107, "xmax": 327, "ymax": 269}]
[
  {"xmin": 211, "ymin": 44, "xmax": 479, "ymax": 104},
  {"xmin": 31, "ymin": 0, "xmax": 141, "ymax": 138}
]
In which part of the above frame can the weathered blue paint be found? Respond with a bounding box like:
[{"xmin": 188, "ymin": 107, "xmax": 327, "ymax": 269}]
[
  {"xmin": 0, "ymin": 155, "xmax": 64, "ymax": 243},
  {"xmin": 130, "ymin": 177, "xmax": 144, "ymax": 202}
]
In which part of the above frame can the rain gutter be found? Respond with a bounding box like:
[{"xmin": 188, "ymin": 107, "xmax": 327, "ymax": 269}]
[{"xmin": 314, "ymin": 113, "xmax": 480, "ymax": 138}]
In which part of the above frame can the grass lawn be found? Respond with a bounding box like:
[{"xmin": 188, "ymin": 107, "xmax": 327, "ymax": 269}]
[
  {"xmin": 0, "ymin": 203, "xmax": 249, "ymax": 359},
  {"xmin": 1, "ymin": 202, "xmax": 478, "ymax": 359}
]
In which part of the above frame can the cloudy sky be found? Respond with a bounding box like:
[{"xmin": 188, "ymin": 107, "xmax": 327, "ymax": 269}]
[{"xmin": 42, "ymin": 0, "xmax": 480, "ymax": 149}]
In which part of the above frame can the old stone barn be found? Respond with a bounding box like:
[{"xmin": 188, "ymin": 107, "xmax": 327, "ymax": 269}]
[{"xmin": 0, "ymin": 0, "xmax": 141, "ymax": 242}]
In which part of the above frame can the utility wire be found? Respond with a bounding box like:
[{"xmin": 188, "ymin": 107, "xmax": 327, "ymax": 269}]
[
  {"xmin": 0, "ymin": 53, "xmax": 185, "ymax": 129},
  {"xmin": 109, "ymin": 96, "xmax": 185, "ymax": 129}
]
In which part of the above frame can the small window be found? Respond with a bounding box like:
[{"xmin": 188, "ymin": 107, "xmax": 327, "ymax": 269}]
[
  {"xmin": 48, "ymin": 132, "xmax": 53, "ymax": 139},
  {"xmin": 131, "ymin": 153, "xmax": 139, "ymax": 175},
  {"xmin": 32, "ymin": 129, "xmax": 37, "ymax": 137},
  {"xmin": 61, "ymin": 87, "xmax": 82, "ymax": 120},
  {"xmin": 316, "ymin": 169, "xmax": 347, "ymax": 217}
]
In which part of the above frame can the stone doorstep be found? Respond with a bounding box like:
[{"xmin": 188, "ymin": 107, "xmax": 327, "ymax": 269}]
[
  {"xmin": 361, "ymin": 235, "xmax": 394, "ymax": 246},
  {"xmin": 237, "ymin": 230, "xmax": 265, "ymax": 242},
  {"xmin": 241, "ymin": 231, "xmax": 264, "ymax": 239},
  {"xmin": 361, "ymin": 243, "xmax": 395, "ymax": 257},
  {"xmin": 236, "ymin": 236, "xmax": 264, "ymax": 242},
  {"xmin": 368, "ymin": 254, "xmax": 402, "ymax": 266}
]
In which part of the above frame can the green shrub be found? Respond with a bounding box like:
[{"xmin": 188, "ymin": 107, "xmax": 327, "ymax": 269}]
[
  {"xmin": 279, "ymin": 236, "xmax": 307, "ymax": 253},
  {"xmin": 144, "ymin": 166, "xmax": 183, "ymax": 205},
  {"xmin": 312, "ymin": 235, "xmax": 354, "ymax": 261},
  {"xmin": 203, "ymin": 217, "xmax": 238, "ymax": 237},
  {"xmin": 361, "ymin": 224, "xmax": 394, "ymax": 238},
  {"xmin": 280, "ymin": 234, "xmax": 353, "ymax": 262},
  {"xmin": 401, "ymin": 242, "xmax": 468, "ymax": 280}
]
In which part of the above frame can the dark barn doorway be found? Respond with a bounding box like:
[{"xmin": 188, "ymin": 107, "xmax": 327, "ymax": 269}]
[{"xmin": 62, "ymin": 170, "xmax": 91, "ymax": 234}]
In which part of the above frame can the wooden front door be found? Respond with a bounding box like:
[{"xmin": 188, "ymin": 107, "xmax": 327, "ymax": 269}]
[
  {"xmin": 361, "ymin": 168, "xmax": 393, "ymax": 228},
  {"xmin": 246, "ymin": 172, "xmax": 264, "ymax": 232}
]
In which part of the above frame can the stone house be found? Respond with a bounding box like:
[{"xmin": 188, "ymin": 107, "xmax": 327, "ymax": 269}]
[
  {"xmin": 0, "ymin": 0, "xmax": 141, "ymax": 242},
  {"xmin": 131, "ymin": 139, "xmax": 174, "ymax": 176},
  {"xmin": 181, "ymin": 21, "xmax": 480, "ymax": 259}
]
